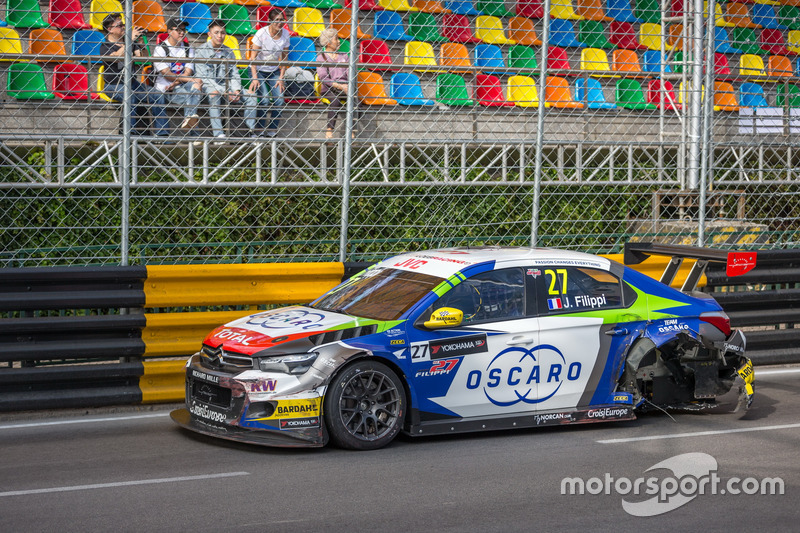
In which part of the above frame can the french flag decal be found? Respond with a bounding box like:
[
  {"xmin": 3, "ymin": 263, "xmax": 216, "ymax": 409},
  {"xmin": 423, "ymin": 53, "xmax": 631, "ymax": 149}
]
[{"xmin": 547, "ymin": 298, "xmax": 563, "ymax": 310}]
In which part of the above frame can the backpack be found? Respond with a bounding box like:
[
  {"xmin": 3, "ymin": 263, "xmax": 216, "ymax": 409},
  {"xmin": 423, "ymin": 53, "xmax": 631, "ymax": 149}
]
[
  {"xmin": 151, "ymin": 40, "xmax": 191, "ymax": 85},
  {"xmin": 283, "ymin": 66, "xmax": 316, "ymax": 99}
]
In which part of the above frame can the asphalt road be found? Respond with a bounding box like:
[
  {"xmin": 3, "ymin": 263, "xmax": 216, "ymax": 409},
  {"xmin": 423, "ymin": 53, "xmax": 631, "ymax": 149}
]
[{"xmin": 1, "ymin": 366, "xmax": 798, "ymax": 533}]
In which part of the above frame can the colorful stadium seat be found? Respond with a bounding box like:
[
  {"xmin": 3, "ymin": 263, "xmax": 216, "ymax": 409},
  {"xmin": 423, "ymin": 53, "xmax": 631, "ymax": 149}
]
[
  {"xmin": 634, "ymin": 0, "xmax": 660, "ymax": 24},
  {"xmin": 789, "ymin": 30, "xmax": 800, "ymax": 54},
  {"xmin": 545, "ymin": 76, "xmax": 583, "ymax": 108},
  {"xmin": 508, "ymin": 44, "xmax": 538, "ymax": 72},
  {"xmin": 725, "ymin": 2, "xmax": 761, "ymax": 28},
  {"xmin": 444, "ymin": 0, "xmax": 481, "ymax": 15},
  {"xmin": 778, "ymin": 5, "xmax": 800, "ymax": 32},
  {"xmin": 641, "ymin": 50, "xmax": 672, "ymax": 73},
  {"xmin": 715, "ymin": 26, "xmax": 743, "ymax": 54},
  {"xmin": 578, "ymin": 20, "xmax": 614, "ymax": 48},
  {"xmin": 550, "ymin": 0, "xmax": 583, "ymax": 20},
  {"xmin": 6, "ymin": 0, "xmax": 49, "ymax": 28},
  {"xmin": 390, "ymin": 72, "xmax": 435, "ymax": 104},
  {"xmin": 90, "ymin": 0, "xmax": 124, "ymax": 31},
  {"xmin": 0, "ymin": 27, "xmax": 25, "ymax": 60},
  {"xmin": 616, "ymin": 78, "xmax": 656, "ymax": 109},
  {"xmin": 219, "ymin": 4, "xmax": 257, "ymax": 35},
  {"xmin": 374, "ymin": 11, "xmax": 414, "ymax": 40},
  {"xmin": 606, "ymin": 0, "xmax": 641, "ymax": 23},
  {"xmin": 713, "ymin": 81, "xmax": 740, "ymax": 111},
  {"xmin": 48, "ymin": 0, "xmax": 91, "ymax": 30},
  {"xmin": 7, "ymin": 62, "xmax": 55, "ymax": 99},
  {"xmin": 359, "ymin": 38, "xmax": 396, "ymax": 70},
  {"xmin": 476, "ymin": 74, "xmax": 515, "ymax": 106},
  {"xmin": 70, "ymin": 29, "xmax": 104, "ymax": 63},
  {"xmin": 612, "ymin": 48, "xmax": 642, "ymax": 72},
  {"xmin": 474, "ymin": 43, "xmax": 509, "ymax": 75},
  {"xmin": 730, "ymin": 27, "xmax": 764, "ymax": 54},
  {"xmin": 740, "ymin": 53, "xmax": 767, "ymax": 76},
  {"xmin": 288, "ymin": 36, "xmax": 317, "ymax": 66},
  {"xmin": 576, "ymin": 0, "xmax": 612, "ymax": 21},
  {"xmin": 574, "ymin": 76, "xmax": 616, "ymax": 108},
  {"xmin": 29, "ymin": 28, "xmax": 68, "ymax": 62},
  {"xmin": 740, "ymin": 82, "xmax": 769, "ymax": 107},
  {"xmin": 714, "ymin": 52, "xmax": 732, "ymax": 76},
  {"xmin": 440, "ymin": 42, "xmax": 473, "ymax": 72},
  {"xmin": 342, "ymin": 0, "xmax": 384, "ymax": 10},
  {"xmin": 760, "ymin": 28, "xmax": 794, "ymax": 55},
  {"xmin": 404, "ymin": 40, "xmax": 444, "ymax": 71},
  {"xmin": 580, "ymin": 47, "xmax": 615, "ymax": 76},
  {"xmin": 408, "ymin": 12, "xmax": 449, "ymax": 42},
  {"xmin": 132, "ymin": 0, "xmax": 167, "ymax": 32},
  {"xmin": 411, "ymin": 0, "xmax": 451, "ymax": 13},
  {"xmin": 441, "ymin": 14, "xmax": 482, "ymax": 43},
  {"xmin": 475, "ymin": 16, "xmax": 515, "ymax": 45},
  {"xmin": 508, "ymin": 16, "xmax": 542, "ymax": 46},
  {"xmin": 379, "ymin": 0, "xmax": 417, "ymax": 11},
  {"xmin": 547, "ymin": 46, "xmax": 575, "ymax": 74},
  {"xmin": 293, "ymin": 8, "xmax": 326, "ymax": 38},
  {"xmin": 53, "ymin": 62, "xmax": 98, "ymax": 99},
  {"xmin": 639, "ymin": 23, "xmax": 673, "ymax": 51},
  {"xmin": 768, "ymin": 54, "xmax": 793, "ymax": 76},
  {"xmin": 181, "ymin": 3, "xmax": 213, "ymax": 33},
  {"xmin": 357, "ymin": 71, "xmax": 397, "ymax": 104},
  {"xmin": 477, "ymin": 0, "xmax": 513, "ymax": 17},
  {"xmin": 646, "ymin": 78, "xmax": 680, "ymax": 109},
  {"xmin": 550, "ymin": 19, "xmax": 586, "ymax": 48},
  {"xmin": 330, "ymin": 9, "xmax": 371, "ymax": 39},
  {"xmin": 507, "ymin": 75, "xmax": 541, "ymax": 107},
  {"xmin": 751, "ymin": 4, "xmax": 786, "ymax": 29},
  {"xmin": 609, "ymin": 20, "xmax": 648, "ymax": 50},
  {"xmin": 777, "ymin": 83, "xmax": 800, "ymax": 107},
  {"xmin": 515, "ymin": 0, "xmax": 543, "ymax": 18},
  {"xmin": 436, "ymin": 72, "xmax": 474, "ymax": 105}
]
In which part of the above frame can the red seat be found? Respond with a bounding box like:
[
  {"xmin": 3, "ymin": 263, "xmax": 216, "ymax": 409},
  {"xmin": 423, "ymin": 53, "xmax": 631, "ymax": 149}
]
[
  {"xmin": 670, "ymin": 0, "xmax": 683, "ymax": 17},
  {"xmin": 715, "ymin": 52, "xmax": 732, "ymax": 76},
  {"xmin": 760, "ymin": 28, "xmax": 795, "ymax": 56},
  {"xmin": 477, "ymin": 74, "xmax": 515, "ymax": 106},
  {"xmin": 647, "ymin": 79, "xmax": 680, "ymax": 110},
  {"xmin": 360, "ymin": 39, "xmax": 396, "ymax": 71},
  {"xmin": 48, "ymin": 0, "xmax": 92, "ymax": 29},
  {"xmin": 547, "ymin": 46, "xmax": 576, "ymax": 75},
  {"xmin": 53, "ymin": 63, "xmax": 98, "ymax": 100},
  {"xmin": 515, "ymin": 0, "xmax": 544, "ymax": 18},
  {"xmin": 441, "ymin": 14, "xmax": 482, "ymax": 43},
  {"xmin": 343, "ymin": 0, "xmax": 386, "ymax": 10},
  {"xmin": 255, "ymin": 6, "xmax": 298, "ymax": 36},
  {"xmin": 609, "ymin": 20, "xmax": 648, "ymax": 50}
]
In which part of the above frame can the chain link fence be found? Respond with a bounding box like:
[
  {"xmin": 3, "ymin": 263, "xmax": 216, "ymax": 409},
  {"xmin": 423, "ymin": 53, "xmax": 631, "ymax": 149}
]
[{"xmin": 1, "ymin": 0, "xmax": 798, "ymax": 266}]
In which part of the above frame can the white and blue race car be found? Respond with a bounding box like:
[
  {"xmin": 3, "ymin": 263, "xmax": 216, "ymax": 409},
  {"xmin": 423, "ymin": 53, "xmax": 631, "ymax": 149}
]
[{"xmin": 171, "ymin": 247, "xmax": 754, "ymax": 450}]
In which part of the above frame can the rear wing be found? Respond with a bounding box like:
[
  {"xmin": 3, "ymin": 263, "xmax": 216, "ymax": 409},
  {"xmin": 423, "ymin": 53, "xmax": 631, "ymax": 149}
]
[{"xmin": 623, "ymin": 242, "xmax": 757, "ymax": 292}]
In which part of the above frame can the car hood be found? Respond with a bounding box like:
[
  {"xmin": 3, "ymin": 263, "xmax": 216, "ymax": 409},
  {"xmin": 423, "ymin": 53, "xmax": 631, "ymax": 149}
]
[{"xmin": 202, "ymin": 305, "xmax": 398, "ymax": 356}]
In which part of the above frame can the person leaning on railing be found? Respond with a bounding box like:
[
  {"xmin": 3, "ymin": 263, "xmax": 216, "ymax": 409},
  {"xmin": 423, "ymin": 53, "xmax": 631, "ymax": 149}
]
[
  {"xmin": 194, "ymin": 19, "xmax": 258, "ymax": 142},
  {"xmin": 100, "ymin": 13, "xmax": 169, "ymax": 137},
  {"xmin": 316, "ymin": 28, "xmax": 352, "ymax": 140},
  {"xmin": 248, "ymin": 8, "xmax": 290, "ymax": 138}
]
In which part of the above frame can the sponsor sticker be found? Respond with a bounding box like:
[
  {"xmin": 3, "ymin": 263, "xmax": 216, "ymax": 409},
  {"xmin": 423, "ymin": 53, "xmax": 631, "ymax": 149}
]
[
  {"xmin": 189, "ymin": 400, "xmax": 227, "ymax": 424},
  {"xmin": 429, "ymin": 334, "xmax": 488, "ymax": 359},
  {"xmin": 279, "ymin": 417, "xmax": 320, "ymax": 430},
  {"xmin": 191, "ymin": 369, "xmax": 219, "ymax": 384},
  {"xmin": 415, "ymin": 358, "xmax": 459, "ymax": 378}
]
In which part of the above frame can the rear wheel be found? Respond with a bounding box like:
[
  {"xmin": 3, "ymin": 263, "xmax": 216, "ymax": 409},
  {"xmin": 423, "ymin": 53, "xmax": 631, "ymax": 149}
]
[{"xmin": 324, "ymin": 360, "xmax": 405, "ymax": 450}]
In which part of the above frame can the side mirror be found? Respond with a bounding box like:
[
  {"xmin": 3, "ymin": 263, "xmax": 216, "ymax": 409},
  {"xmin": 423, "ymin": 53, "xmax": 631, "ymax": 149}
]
[{"xmin": 423, "ymin": 307, "xmax": 463, "ymax": 329}]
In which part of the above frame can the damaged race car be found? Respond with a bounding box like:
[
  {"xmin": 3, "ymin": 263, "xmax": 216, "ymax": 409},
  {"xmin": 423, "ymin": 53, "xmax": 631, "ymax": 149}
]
[{"xmin": 170, "ymin": 247, "xmax": 754, "ymax": 450}]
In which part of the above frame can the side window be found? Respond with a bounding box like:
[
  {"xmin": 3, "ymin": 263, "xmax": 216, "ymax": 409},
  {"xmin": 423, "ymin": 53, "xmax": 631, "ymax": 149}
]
[
  {"xmin": 541, "ymin": 267, "xmax": 622, "ymax": 314},
  {"xmin": 430, "ymin": 268, "xmax": 525, "ymax": 325}
]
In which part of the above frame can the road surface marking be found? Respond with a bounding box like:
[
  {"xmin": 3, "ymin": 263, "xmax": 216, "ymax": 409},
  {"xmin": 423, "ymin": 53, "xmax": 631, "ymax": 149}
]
[
  {"xmin": 598, "ymin": 422, "xmax": 800, "ymax": 444},
  {"xmin": 0, "ymin": 412, "xmax": 170, "ymax": 430},
  {"xmin": 0, "ymin": 472, "xmax": 250, "ymax": 497},
  {"xmin": 754, "ymin": 368, "xmax": 800, "ymax": 376}
]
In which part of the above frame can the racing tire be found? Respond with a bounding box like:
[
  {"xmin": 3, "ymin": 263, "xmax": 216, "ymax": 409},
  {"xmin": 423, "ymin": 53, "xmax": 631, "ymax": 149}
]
[{"xmin": 324, "ymin": 360, "xmax": 406, "ymax": 451}]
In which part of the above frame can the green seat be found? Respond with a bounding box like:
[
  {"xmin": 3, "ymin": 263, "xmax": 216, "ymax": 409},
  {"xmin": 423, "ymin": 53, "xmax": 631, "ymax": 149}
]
[
  {"xmin": 239, "ymin": 67, "xmax": 252, "ymax": 88},
  {"xmin": 408, "ymin": 12, "xmax": 448, "ymax": 43},
  {"xmin": 731, "ymin": 27, "xmax": 766, "ymax": 55},
  {"xmin": 218, "ymin": 5, "xmax": 256, "ymax": 35},
  {"xmin": 777, "ymin": 84, "xmax": 800, "ymax": 107},
  {"xmin": 634, "ymin": 0, "xmax": 660, "ymax": 24},
  {"xmin": 6, "ymin": 0, "xmax": 49, "ymax": 28},
  {"xmin": 339, "ymin": 38, "xmax": 350, "ymax": 53},
  {"xmin": 303, "ymin": 0, "xmax": 344, "ymax": 8},
  {"xmin": 7, "ymin": 62, "xmax": 55, "ymax": 99},
  {"xmin": 616, "ymin": 78, "xmax": 655, "ymax": 109},
  {"xmin": 476, "ymin": 0, "xmax": 514, "ymax": 18},
  {"xmin": 777, "ymin": 5, "xmax": 800, "ymax": 32},
  {"xmin": 578, "ymin": 20, "xmax": 615, "ymax": 49},
  {"xmin": 436, "ymin": 73, "xmax": 473, "ymax": 105},
  {"xmin": 508, "ymin": 45, "xmax": 538, "ymax": 73}
]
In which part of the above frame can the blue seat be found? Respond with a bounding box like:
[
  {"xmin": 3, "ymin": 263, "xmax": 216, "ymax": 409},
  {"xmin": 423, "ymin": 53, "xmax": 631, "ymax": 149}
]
[
  {"xmin": 574, "ymin": 77, "xmax": 616, "ymax": 109},
  {"xmin": 641, "ymin": 50, "xmax": 672, "ymax": 73},
  {"xmin": 288, "ymin": 36, "xmax": 317, "ymax": 67},
  {"xmin": 390, "ymin": 72, "xmax": 435, "ymax": 105},
  {"xmin": 181, "ymin": 3, "xmax": 212, "ymax": 34},
  {"xmin": 71, "ymin": 29, "xmax": 105, "ymax": 64},
  {"xmin": 550, "ymin": 19, "xmax": 586, "ymax": 48},
  {"xmin": 444, "ymin": 0, "xmax": 482, "ymax": 15},
  {"xmin": 271, "ymin": 0, "xmax": 306, "ymax": 6},
  {"xmin": 740, "ymin": 82, "xmax": 769, "ymax": 108},
  {"xmin": 0, "ymin": 19, "xmax": 6, "ymax": 28},
  {"xmin": 751, "ymin": 4, "xmax": 787, "ymax": 30},
  {"xmin": 606, "ymin": 0, "xmax": 642, "ymax": 23},
  {"xmin": 474, "ymin": 44, "xmax": 509, "ymax": 75},
  {"xmin": 714, "ymin": 27, "xmax": 743, "ymax": 55},
  {"xmin": 374, "ymin": 11, "xmax": 414, "ymax": 42}
]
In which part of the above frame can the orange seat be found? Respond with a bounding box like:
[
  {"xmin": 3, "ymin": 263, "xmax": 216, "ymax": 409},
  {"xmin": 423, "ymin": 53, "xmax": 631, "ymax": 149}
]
[
  {"xmin": 713, "ymin": 81, "xmax": 739, "ymax": 111},
  {"xmin": 725, "ymin": 3, "xmax": 761, "ymax": 28},
  {"xmin": 612, "ymin": 49, "xmax": 642, "ymax": 73},
  {"xmin": 330, "ymin": 9, "xmax": 371, "ymax": 40},
  {"xmin": 768, "ymin": 55, "xmax": 793, "ymax": 77},
  {"xmin": 358, "ymin": 71, "xmax": 398, "ymax": 105},
  {"xmin": 29, "ymin": 28, "xmax": 68, "ymax": 62},
  {"xmin": 440, "ymin": 42, "xmax": 473, "ymax": 73},
  {"xmin": 576, "ymin": 0, "xmax": 612, "ymax": 21},
  {"xmin": 667, "ymin": 24, "xmax": 685, "ymax": 51},
  {"xmin": 545, "ymin": 75, "xmax": 583, "ymax": 108},
  {"xmin": 132, "ymin": 0, "xmax": 167, "ymax": 32},
  {"xmin": 411, "ymin": 0, "xmax": 451, "ymax": 12},
  {"xmin": 508, "ymin": 16, "xmax": 542, "ymax": 46}
]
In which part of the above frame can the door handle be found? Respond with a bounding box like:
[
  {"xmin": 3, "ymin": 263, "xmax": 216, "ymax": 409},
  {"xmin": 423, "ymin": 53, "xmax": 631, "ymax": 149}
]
[{"xmin": 507, "ymin": 336, "xmax": 535, "ymax": 345}]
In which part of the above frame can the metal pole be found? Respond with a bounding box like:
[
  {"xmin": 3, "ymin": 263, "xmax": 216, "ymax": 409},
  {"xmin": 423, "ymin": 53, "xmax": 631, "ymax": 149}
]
[
  {"xmin": 121, "ymin": 0, "xmax": 133, "ymax": 265},
  {"xmin": 340, "ymin": 0, "xmax": 359, "ymax": 262},
  {"xmin": 698, "ymin": 0, "xmax": 716, "ymax": 246},
  {"xmin": 532, "ymin": 0, "xmax": 552, "ymax": 247},
  {"xmin": 687, "ymin": 0, "xmax": 704, "ymax": 191}
]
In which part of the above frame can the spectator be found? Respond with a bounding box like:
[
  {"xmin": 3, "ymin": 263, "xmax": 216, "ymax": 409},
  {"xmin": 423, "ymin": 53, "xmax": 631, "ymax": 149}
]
[
  {"xmin": 100, "ymin": 13, "xmax": 168, "ymax": 137},
  {"xmin": 316, "ymin": 28, "xmax": 350, "ymax": 139},
  {"xmin": 249, "ymin": 9, "xmax": 290, "ymax": 137},
  {"xmin": 194, "ymin": 19, "xmax": 258, "ymax": 140},
  {"xmin": 153, "ymin": 18, "xmax": 202, "ymax": 132}
]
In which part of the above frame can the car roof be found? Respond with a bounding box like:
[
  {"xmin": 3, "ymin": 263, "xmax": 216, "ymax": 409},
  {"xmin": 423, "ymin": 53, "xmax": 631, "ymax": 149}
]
[{"xmin": 377, "ymin": 247, "xmax": 613, "ymax": 279}]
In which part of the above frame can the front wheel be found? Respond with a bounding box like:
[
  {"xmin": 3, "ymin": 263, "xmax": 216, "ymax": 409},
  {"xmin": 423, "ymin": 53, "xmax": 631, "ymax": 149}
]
[{"xmin": 324, "ymin": 360, "xmax": 406, "ymax": 450}]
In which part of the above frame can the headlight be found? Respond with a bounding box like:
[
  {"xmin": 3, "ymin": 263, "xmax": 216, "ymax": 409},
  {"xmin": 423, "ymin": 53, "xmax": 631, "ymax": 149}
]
[{"xmin": 258, "ymin": 353, "xmax": 317, "ymax": 375}]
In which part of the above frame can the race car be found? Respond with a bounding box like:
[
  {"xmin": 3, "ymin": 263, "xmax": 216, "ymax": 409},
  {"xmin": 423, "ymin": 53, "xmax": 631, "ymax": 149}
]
[{"xmin": 170, "ymin": 247, "xmax": 754, "ymax": 450}]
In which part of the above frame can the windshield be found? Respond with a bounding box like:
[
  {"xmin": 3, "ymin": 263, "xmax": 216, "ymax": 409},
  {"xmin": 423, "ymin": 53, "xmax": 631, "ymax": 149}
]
[{"xmin": 311, "ymin": 267, "xmax": 443, "ymax": 321}]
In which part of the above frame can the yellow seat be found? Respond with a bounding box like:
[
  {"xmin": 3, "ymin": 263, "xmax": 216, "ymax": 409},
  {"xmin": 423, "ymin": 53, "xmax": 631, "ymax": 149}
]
[
  {"xmin": 475, "ymin": 16, "xmax": 515, "ymax": 45},
  {"xmin": 768, "ymin": 55, "xmax": 793, "ymax": 77},
  {"xmin": 212, "ymin": 34, "xmax": 246, "ymax": 67},
  {"xmin": 713, "ymin": 81, "xmax": 739, "ymax": 111},
  {"xmin": 725, "ymin": 3, "xmax": 761, "ymax": 29},
  {"xmin": 379, "ymin": 0, "xmax": 419, "ymax": 11},
  {"xmin": 293, "ymin": 8, "xmax": 326, "ymax": 38},
  {"xmin": 90, "ymin": 0, "xmax": 124, "ymax": 31},
  {"xmin": 29, "ymin": 29, "xmax": 68, "ymax": 62},
  {"xmin": 0, "ymin": 28, "xmax": 25, "ymax": 61},
  {"xmin": 546, "ymin": 75, "xmax": 583, "ymax": 108},
  {"xmin": 706, "ymin": 2, "xmax": 735, "ymax": 28},
  {"xmin": 612, "ymin": 49, "xmax": 642, "ymax": 73},
  {"xmin": 330, "ymin": 9, "xmax": 371, "ymax": 40},
  {"xmin": 740, "ymin": 53, "xmax": 766, "ymax": 76},
  {"xmin": 96, "ymin": 65, "xmax": 118, "ymax": 102},
  {"xmin": 678, "ymin": 81, "xmax": 705, "ymax": 106},
  {"xmin": 550, "ymin": 0, "xmax": 584, "ymax": 20},
  {"xmin": 358, "ymin": 71, "xmax": 398, "ymax": 105},
  {"xmin": 132, "ymin": 0, "xmax": 167, "ymax": 33},
  {"xmin": 639, "ymin": 23, "xmax": 673, "ymax": 51},
  {"xmin": 508, "ymin": 16, "xmax": 542, "ymax": 46},
  {"xmin": 580, "ymin": 47, "xmax": 616, "ymax": 77},
  {"xmin": 507, "ymin": 75, "xmax": 543, "ymax": 107},
  {"xmin": 404, "ymin": 41, "xmax": 444, "ymax": 72},
  {"xmin": 440, "ymin": 42, "xmax": 472, "ymax": 73},
  {"xmin": 789, "ymin": 30, "xmax": 800, "ymax": 54}
]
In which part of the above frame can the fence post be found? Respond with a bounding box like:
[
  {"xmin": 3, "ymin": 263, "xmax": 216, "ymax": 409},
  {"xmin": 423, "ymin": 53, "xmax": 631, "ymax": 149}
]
[
  {"xmin": 339, "ymin": 1, "xmax": 359, "ymax": 262},
  {"xmin": 120, "ymin": 0, "xmax": 133, "ymax": 266},
  {"xmin": 532, "ymin": 0, "xmax": 552, "ymax": 247},
  {"xmin": 698, "ymin": 0, "xmax": 716, "ymax": 246}
]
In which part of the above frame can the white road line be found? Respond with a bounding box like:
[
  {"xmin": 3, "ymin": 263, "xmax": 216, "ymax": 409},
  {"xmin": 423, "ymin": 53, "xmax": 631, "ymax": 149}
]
[
  {"xmin": 754, "ymin": 368, "xmax": 800, "ymax": 376},
  {"xmin": 598, "ymin": 422, "xmax": 800, "ymax": 444},
  {"xmin": 0, "ymin": 472, "xmax": 250, "ymax": 498},
  {"xmin": 0, "ymin": 412, "xmax": 170, "ymax": 430}
]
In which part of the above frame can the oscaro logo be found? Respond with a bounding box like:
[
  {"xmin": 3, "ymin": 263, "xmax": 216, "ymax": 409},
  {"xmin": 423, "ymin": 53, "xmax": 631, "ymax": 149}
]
[
  {"xmin": 246, "ymin": 309, "xmax": 326, "ymax": 330},
  {"xmin": 465, "ymin": 344, "xmax": 582, "ymax": 407}
]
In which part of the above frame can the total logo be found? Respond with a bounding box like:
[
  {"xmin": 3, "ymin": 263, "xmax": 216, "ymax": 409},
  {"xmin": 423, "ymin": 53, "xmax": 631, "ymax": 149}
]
[{"xmin": 465, "ymin": 344, "xmax": 582, "ymax": 407}]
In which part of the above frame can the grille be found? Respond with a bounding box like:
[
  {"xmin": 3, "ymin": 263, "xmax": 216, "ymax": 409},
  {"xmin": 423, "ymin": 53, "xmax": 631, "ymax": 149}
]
[{"xmin": 201, "ymin": 345, "xmax": 254, "ymax": 371}]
